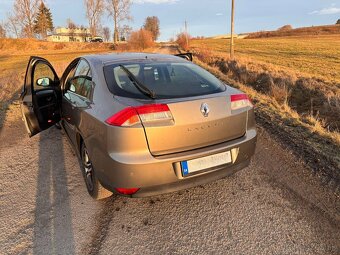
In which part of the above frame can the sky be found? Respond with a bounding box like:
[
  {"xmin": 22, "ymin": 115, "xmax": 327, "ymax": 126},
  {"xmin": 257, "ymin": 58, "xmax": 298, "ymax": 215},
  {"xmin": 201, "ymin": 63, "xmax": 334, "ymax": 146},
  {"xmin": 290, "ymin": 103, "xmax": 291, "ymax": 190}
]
[{"xmin": 0, "ymin": 0, "xmax": 339, "ymax": 41}]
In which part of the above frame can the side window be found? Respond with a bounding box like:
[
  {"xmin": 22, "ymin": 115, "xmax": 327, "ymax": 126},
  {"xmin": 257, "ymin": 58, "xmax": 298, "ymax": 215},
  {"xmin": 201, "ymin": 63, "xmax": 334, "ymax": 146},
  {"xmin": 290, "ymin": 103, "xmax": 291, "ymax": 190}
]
[
  {"xmin": 65, "ymin": 66, "xmax": 76, "ymax": 89},
  {"xmin": 75, "ymin": 59, "xmax": 91, "ymax": 77},
  {"xmin": 33, "ymin": 62, "xmax": 56, "ymax": 91},
  {"xmin": 64, "ymin": 59, "xmax": 93, "ymax": 102}
]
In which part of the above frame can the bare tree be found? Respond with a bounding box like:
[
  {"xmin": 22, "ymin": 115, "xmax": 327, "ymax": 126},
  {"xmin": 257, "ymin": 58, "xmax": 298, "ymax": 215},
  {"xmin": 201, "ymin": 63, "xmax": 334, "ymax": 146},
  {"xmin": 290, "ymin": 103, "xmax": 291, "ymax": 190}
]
[
  {"xmin": 143, "ymin": 16, "xmax": 160, "ymax": 41},
  {"xmin": 5, "ymin": 13, "xmax": 20, "ymax": 38},
  {"xmin": 0, "ymin": 24, "xmax": 6, "ymax": 38},
  {"xmin": 103, "ymin": 26, "xmax": 111, "ymax": 41},
  {"xmin": 84, "ymin": 0, "xmax": 104, "ymax": 37},
  {"xmin": 67, "ymin": 18, "xmax": 77, "ymax": 41},
  {"xmin": 13, "ymin": 0, "xmax": 40, "ymax": 38},
  {"xmin": 106, "ymin": 0, "xmax": 131, "ymax": 43},
  {"xmin": 119, "ymin": 24, "xmax": 132, "ymax": 41}
]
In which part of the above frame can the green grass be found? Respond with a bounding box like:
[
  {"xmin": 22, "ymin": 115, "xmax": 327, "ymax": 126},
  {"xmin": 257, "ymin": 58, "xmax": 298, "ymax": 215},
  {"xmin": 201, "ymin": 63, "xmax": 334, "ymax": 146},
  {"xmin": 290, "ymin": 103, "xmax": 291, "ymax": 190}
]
[{"xmin": 191, "ymin": 35, "xmax": 340, "ymax": 84}]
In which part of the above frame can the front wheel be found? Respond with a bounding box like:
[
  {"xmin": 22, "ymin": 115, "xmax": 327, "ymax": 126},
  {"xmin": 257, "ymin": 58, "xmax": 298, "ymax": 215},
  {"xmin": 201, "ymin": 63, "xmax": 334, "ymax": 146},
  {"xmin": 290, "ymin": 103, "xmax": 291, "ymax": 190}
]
[{"xmin": 81, "ymin": 143, "xmax": 112, "ymax": 200}]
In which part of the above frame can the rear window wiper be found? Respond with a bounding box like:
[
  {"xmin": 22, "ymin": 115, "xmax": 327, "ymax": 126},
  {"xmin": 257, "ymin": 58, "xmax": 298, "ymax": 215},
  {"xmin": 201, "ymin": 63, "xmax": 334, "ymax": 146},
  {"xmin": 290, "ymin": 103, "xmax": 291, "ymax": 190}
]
[{"xmin": 119, "ymin": 65, "xmax": 156, "ymax": 99}]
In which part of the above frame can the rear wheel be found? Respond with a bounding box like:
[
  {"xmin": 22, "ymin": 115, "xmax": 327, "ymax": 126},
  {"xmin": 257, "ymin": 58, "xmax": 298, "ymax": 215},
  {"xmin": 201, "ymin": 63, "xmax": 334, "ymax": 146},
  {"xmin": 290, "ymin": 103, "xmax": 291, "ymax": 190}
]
[{"xmin": 81, "ymin": 143, "xmax": 112, "ymax": 200}]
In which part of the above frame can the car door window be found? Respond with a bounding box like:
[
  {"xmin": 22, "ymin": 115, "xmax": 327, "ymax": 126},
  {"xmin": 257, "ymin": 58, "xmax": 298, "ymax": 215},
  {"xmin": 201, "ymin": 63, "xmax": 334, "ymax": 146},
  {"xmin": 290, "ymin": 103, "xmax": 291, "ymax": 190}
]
[
  {"xmin": 33, "ymin": 62, "xmax": 56, "ymax": 91},
  {"xmin": 64, "ymin": 59, "xmax": 93, "ymax": 105},
  {"xmin": 75, "ymin": 59, "xmax": 91, "ymax": 77}
]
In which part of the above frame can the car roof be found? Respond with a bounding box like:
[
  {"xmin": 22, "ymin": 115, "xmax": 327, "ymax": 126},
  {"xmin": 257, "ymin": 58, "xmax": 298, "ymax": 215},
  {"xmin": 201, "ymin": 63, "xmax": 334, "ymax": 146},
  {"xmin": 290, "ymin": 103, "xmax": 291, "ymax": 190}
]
[{"xmin": 82, "ymin": 53, "xmax": 185, "ymax": 65}]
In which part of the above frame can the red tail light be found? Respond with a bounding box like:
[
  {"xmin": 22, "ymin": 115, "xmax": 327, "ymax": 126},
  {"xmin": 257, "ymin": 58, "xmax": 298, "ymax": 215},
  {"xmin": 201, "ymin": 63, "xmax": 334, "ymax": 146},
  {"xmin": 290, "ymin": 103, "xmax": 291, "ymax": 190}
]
[
  {"xmin": 230, "ymin": 94, "xmax": 253, "ymax": 111},
  {"xmin": 105, "ymin": 107, "xmax": 139, "ymax": 126},
  {"xmin": 105, "ymin": 104, "xmax": 173, "ymax": 127},
  {"xmin": 115, "ymin": 188, "xmax": 140, "ymax": 195}
]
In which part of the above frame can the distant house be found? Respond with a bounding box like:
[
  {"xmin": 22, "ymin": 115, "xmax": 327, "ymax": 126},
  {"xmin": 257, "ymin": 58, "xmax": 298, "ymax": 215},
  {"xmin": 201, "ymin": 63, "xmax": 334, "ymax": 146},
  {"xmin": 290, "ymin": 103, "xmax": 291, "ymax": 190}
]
[{"xmin": 47, "ymin": 27, "xmax": 92, "ymax": 42}]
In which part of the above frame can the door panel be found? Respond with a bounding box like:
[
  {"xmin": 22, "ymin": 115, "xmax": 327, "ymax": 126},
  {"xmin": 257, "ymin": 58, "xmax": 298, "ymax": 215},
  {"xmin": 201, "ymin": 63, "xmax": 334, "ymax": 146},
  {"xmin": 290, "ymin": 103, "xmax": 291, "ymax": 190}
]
[
  {"xmin": 20, "ymin": 56, "xmax": 60, "ymax": 137},
  {"xmin": 60, "ymin": 58, "xmax": 92, "ymax": 147}
]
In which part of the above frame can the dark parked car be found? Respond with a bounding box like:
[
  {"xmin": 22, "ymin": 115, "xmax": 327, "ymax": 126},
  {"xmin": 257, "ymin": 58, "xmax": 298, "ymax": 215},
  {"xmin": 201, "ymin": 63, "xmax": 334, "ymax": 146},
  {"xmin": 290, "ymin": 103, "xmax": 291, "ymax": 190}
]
[
  {"xmin": 20, "ymin": 53, "xmax": 257, "ymax": 199},
  {"xmin": 90, "ymin": 37, "xmax": 103, "ymax": 43}
]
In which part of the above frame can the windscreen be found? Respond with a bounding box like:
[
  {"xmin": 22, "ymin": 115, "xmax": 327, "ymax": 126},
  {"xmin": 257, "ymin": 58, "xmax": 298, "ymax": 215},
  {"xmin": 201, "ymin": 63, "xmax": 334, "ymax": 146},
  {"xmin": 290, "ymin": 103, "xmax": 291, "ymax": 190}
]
[{"xmin": 104, "ymin": 61, "xmax": 226, "ymax": 99}]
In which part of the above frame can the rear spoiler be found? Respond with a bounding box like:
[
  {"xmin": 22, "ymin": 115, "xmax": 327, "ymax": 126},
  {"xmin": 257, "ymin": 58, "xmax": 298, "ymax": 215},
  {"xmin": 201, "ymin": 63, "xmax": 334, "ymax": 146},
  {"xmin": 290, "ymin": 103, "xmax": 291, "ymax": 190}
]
[{"xmin": 175, "ymin": 53, "xmax": 193, "ymax": 62}]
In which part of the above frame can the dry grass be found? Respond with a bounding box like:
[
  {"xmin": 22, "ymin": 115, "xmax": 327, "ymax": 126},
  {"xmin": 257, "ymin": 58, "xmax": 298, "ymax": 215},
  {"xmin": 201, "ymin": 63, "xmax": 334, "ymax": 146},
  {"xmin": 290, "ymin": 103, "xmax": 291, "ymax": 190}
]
[
  {"xmin": 0, "ymin": 38, "xmax": 114, "ymax": 54},
  {"xmin": 191, "ymin": 35, "xmax": 340, "ymax": 84}
]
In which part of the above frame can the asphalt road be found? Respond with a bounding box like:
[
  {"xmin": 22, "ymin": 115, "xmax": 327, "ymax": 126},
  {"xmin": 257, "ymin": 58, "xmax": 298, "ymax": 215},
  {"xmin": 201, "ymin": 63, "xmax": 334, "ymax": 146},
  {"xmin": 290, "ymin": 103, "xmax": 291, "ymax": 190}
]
[{"xmin": 0, "ymin": 97, "xmax": 339, "ymax": 255}]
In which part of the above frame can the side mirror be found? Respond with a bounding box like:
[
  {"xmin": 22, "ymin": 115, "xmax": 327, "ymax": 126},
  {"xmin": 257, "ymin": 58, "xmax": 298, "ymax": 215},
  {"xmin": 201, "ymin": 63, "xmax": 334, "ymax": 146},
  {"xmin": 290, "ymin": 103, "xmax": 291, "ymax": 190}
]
[
  {"xmin": 36, "ymin": 77, "xmax": 53, "ymax": 87},
  {"xmin": 175, "ymin": 53, "xmax": 193, "ymax": 62}
]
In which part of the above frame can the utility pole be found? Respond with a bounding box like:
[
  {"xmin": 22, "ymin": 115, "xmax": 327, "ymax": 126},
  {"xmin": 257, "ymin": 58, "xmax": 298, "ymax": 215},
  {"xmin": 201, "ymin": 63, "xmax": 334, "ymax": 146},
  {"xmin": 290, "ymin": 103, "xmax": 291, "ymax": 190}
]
[
  {"xmin": 230, "ymin": 0, "xmax": 235, "ymax": 59},
  {"xmin": 185, "ymin": 20, "xmax": 189, "ymax": 49}
]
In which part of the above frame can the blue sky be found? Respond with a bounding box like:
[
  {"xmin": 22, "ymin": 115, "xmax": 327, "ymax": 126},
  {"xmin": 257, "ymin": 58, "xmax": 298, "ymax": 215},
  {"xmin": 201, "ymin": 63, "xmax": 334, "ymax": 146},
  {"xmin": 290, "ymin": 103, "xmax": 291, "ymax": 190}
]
[{"xmin": 0, "ymin": 0, "xmax": 339, "ymax": 41}]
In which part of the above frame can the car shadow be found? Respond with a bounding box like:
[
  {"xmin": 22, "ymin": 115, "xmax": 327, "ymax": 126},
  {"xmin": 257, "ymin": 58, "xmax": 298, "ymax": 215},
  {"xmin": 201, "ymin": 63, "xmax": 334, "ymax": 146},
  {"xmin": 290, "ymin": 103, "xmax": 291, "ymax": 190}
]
[{"xmin": 32, "ymin": 126, "xmax": 75, "ymax": 254}]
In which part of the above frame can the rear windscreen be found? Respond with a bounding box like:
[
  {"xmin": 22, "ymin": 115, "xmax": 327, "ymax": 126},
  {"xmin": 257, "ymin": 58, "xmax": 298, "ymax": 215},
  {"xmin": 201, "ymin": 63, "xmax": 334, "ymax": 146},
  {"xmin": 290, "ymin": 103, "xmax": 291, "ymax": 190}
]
[{"xmin": 103, "ymin": 61, "xmax": 225, "ymax": 99}]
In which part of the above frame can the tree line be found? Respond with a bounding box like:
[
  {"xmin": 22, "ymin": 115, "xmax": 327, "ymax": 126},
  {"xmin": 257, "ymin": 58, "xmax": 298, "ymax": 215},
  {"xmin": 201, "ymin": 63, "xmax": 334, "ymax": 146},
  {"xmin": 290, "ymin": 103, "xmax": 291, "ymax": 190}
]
[{"xmin": 0, "ymin": 0, "xmax": 161, "ymax": 43}]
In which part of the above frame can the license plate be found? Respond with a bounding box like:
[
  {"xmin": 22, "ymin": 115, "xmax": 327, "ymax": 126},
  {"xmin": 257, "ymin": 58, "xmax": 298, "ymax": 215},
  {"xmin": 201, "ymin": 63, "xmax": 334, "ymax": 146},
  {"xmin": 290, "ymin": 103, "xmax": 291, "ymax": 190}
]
[{"xmin": 181, "ymin": 151, "xmax": 232, "ymax": 176}]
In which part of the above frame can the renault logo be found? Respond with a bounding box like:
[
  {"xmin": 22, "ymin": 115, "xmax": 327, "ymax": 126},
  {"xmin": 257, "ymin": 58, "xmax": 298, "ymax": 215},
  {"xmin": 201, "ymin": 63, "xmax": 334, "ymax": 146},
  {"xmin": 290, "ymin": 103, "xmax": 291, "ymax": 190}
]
[{"xmin": 200, "ymin": 103, "xmax": 210, "ymax": 117}]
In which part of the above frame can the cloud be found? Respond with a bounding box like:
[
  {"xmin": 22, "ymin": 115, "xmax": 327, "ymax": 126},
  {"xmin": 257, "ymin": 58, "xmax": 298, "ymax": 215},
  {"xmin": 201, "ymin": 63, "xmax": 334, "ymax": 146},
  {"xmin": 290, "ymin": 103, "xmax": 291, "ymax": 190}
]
[
  {"xmin": 133, "ymin": 0, "xmax": 179, "ymax": 4},
  {"xmin": 216, "ymin": 13, "xmax": 223, "ymax": 16},
  {"xmin": 309, "ymin": 6, "xmax": 340, "ymax": 15}
]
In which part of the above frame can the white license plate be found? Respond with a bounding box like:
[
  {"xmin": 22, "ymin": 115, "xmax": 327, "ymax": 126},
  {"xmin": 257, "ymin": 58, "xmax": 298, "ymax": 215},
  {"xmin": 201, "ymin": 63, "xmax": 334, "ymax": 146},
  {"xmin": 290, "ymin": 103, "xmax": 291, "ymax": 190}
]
[{"xmin": 181, "ymin": 151, "xmax": 232, "ymax": 176}]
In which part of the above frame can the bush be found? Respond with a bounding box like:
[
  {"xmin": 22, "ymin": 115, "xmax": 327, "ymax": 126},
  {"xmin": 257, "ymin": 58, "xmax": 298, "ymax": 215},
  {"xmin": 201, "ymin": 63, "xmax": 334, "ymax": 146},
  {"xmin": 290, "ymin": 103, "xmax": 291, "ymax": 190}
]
[
  {"xmin": 54, "ymin": 43, "xmax": 65, "ymax": 50},
  {"xmin": 128, "ymin": 29, "xmax": 154, "ymax": 50},
  {"xmin": 176, "ymin": 32, "xmax": 191, "ymax": 51}
]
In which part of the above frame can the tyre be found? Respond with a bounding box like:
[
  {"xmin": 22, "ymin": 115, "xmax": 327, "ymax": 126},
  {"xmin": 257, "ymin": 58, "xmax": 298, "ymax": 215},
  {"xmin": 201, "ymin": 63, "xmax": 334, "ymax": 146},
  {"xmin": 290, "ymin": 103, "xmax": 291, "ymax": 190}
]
[{"xmin": 81, "ymin": 143, "xmax": 112, "ymax": 200}]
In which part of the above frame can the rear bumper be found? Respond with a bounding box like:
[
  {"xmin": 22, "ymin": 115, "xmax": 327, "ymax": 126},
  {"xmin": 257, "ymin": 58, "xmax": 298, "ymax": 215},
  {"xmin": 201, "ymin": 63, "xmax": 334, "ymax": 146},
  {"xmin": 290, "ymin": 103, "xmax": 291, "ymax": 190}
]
[
  {"xmin": 131, "ymin": 159, "xmax": 250, "ymax": 197},
  {"xmin": 95, "ymin": 128, "xmax": 257, "ymax": 197}
]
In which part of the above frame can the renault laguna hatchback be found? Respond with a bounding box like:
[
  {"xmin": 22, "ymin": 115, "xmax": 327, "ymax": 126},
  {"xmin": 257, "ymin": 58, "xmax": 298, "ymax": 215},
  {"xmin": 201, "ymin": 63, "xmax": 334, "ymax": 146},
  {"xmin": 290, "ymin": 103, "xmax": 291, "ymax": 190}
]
[{"xmin": 20, "ymin": 53, "xmax": 257, "ymax": 199}]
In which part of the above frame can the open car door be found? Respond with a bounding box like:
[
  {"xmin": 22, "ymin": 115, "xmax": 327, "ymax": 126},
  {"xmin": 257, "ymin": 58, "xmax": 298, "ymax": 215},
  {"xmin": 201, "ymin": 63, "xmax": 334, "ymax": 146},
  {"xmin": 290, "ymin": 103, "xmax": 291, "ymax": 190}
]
[{"xmin": 20, "ymin": 56, "xmax": 61, "ymax": 137}]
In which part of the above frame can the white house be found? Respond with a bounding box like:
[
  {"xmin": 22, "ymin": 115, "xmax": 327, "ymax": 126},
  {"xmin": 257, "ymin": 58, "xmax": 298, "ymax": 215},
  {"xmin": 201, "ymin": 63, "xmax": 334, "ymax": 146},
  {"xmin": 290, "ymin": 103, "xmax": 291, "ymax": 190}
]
[{"xmin": 47, "ymin": 27, "xmax": 92, "ymax": 42}]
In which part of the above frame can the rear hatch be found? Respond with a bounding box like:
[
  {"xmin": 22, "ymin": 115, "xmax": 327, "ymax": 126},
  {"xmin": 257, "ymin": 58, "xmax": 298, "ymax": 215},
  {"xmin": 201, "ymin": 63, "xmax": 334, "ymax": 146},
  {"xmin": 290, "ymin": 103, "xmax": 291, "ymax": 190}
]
[{"xmin": 142, "ymin": 95, "xmax": 247, "ymax": 156}]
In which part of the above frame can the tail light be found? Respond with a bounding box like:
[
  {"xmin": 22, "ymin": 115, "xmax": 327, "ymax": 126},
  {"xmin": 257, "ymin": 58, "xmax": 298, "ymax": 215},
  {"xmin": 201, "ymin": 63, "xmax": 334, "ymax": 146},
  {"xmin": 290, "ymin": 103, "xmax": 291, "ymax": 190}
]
[
  {"xmin": 115, "ymin": 188, "xmax": 140, "ymax": 195},
  {"xmin": 105, "ymin": 104, "xmax": 173, "ymax": 127},
  {"xmin": 230, "ymin": 94, "xmax": 253, "ymax": 111}
]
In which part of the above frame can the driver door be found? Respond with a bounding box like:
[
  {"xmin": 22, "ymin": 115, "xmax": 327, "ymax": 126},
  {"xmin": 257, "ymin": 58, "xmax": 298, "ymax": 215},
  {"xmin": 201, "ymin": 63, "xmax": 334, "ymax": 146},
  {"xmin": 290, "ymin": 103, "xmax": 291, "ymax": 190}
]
[{"xmin": 20, "ymin": 56, "xmax": 61, "ymax": 137}]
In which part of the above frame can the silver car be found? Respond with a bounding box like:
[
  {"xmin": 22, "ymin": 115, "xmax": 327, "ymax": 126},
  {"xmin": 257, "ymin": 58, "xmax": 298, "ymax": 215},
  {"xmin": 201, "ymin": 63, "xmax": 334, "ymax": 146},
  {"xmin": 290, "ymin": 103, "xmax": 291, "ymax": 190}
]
[{"xmin": 20, "ymin": 53, "xmax": 257, "ymax": 199}]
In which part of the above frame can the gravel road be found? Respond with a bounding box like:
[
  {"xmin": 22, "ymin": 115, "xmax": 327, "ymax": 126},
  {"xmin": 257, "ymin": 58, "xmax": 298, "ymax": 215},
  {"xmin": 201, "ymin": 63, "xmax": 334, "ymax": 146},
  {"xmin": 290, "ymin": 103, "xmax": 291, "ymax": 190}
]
[{"xmin": 0, "ymin": 99, "xmax": 339, "ymax": 255}]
